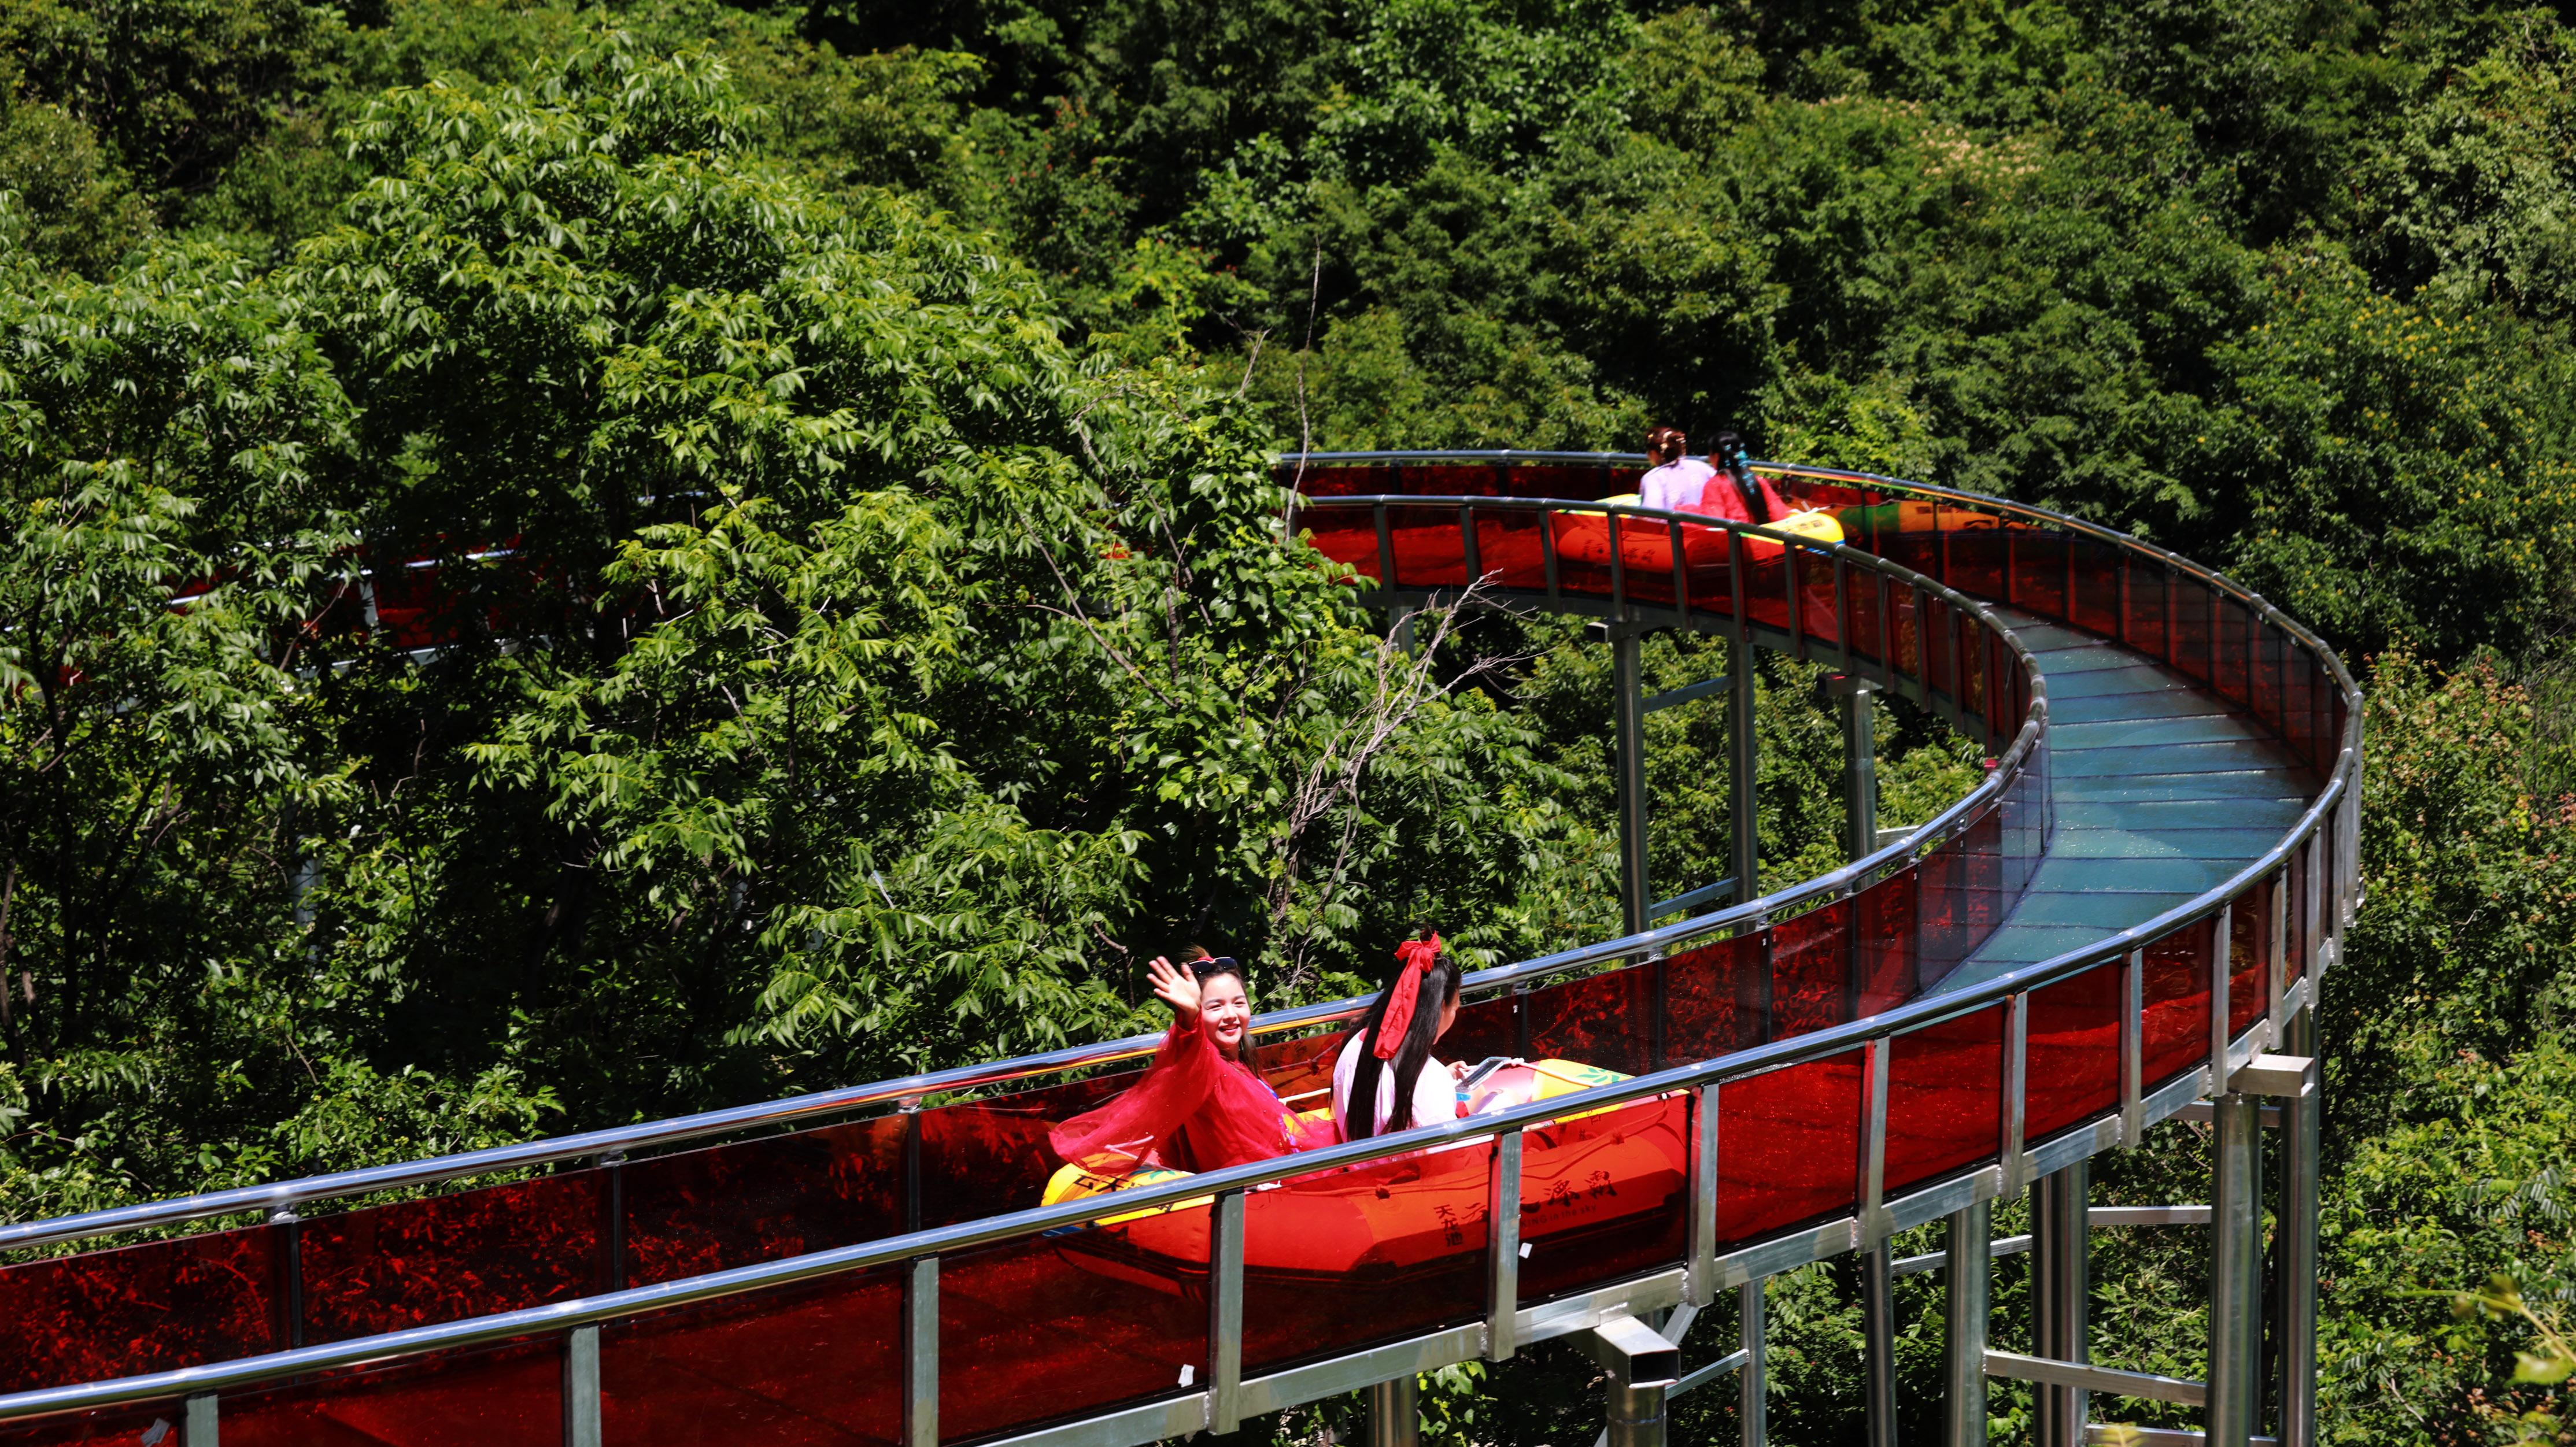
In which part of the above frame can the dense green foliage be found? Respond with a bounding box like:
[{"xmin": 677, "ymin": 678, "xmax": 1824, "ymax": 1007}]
[{"xmin": 3, "ymin": 0, "xmax": 2576, "ymax": 1441}]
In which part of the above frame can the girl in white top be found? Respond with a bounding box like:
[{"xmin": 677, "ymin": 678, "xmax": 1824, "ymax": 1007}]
[
  {"xmin": 1638, "ymin": 424, "xmax": 1716, "ymax": 512},
  {"xmin": 1332, "ymin": 925, "xmax": 1470, "ymax": 1140}
]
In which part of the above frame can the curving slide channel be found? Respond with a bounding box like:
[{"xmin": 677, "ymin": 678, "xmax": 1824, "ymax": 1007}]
[{"xmin": 0, "ymin": 457, "xmax": 2358, "ymax": 1447}]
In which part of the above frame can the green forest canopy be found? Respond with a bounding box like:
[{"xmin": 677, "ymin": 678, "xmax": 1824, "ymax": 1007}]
[{"xmin": 2, "ymin": 0, "xmax": 2575, "ymax": 1441}]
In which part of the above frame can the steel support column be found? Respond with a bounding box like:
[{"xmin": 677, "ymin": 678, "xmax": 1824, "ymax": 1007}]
[
  {"xmin": 1729, "ymin": 641, "xmax": 1759, "ymax": 902},
  {"xmin": 1943, "ymin": 1201, "xmax": 1991, "ymax": 1447},
  {"xmin": 2276, "ymin": 1011, "xmax": 2320, "ymax": 1447},
  {"xmin": 1839, "ymin": 678, "xmax": 1879, "ymax": 863},
  {"xmin": 1607, "ymin": 1381, "xmax": 1669, "ymax": 1447},
  {"xmin": 1862, "ymin": 1239, "xmax": 1898, "ymax": 1447},
  {"xmin": 1614, "ymin": 626, "xmax": 1650, "ymax": 937},
  {"xmin": 1369, "ymin": 1375, "xmax": 1420, "ymax": 1447},
  {"xmin": 2032, "ymin": 1161, "xmax": 2090, "ymax": 1447},
  {"xmin": 2210, "ymin": 1093, "xmax": 2265, "ymax": 1447},
  {"xmin": 1740, "ymin": 1278, "xmax": 1768, "ymax": 1447}
]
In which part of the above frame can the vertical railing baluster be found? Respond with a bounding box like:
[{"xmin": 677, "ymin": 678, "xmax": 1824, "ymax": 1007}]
[
  {"xmin": 1739, "ymin": 1278, "xmax": 1768, "ymax": 1447},
  {"xmin": 1686, "ymin": 1084, "xmax": 1720, "ymax": 1308},
  {"xmin": 1488, "ymin": 1129, "xmax": 1524, "ymax": 1361},
  {"xmin": 186, "ymin": 1395, "xmax": 218, "ymax": 1446},
  {"xmin": 1608, "ymin": 506, "xmax": 1629, "ymax": 620},
  {"xmin": 1374, "ymin": 502, "xmax": 1396, "ymax": 601},
  {"xmin": 1208, "ymin": 1190, "xmax": 1246, "ymax": 1434},
  {"xmin": 565, "ymin": 1326, "xmax": 602, "ymax": 1447},
  {"xmin": 2210, "ymin": 904, "xmax": 2235, "ymax": 1080},
  {"xmin": 2120, "ymin": 949, "xmax": 2145, "ymax": 1146},
  {"xmin": 1460, "ymin": 504, "xmax": 1483, "ymax": 589},
  {"xmin": 1859, "ymin": 1037, "xmax": 1890, "ymax": 1244},
  {"xmin": 2001, "ymin": 993, "xmax": 2028, "ymax": 1194},
  {"xmin": 1728, "ymin": 530, "xmax": 1750, "ymax": 643},
  {"xmin": 1543, "ymin": 506, "xmax": 1562, "ymax": 604},
  {"xmin": 1669, "ymin": 518, "xmax": 1690, "ymax": 622},
  {"xmin": 906, "ymin": 1256, "xmax": 940, "ymax": 1447},
  {"xmin": 1786, "ymin": 544, "xmax": 1806, "ymax": 660},
  {"xmin": 1875, "ymin": 571, "xmax": 1895, "ymax": 690}
]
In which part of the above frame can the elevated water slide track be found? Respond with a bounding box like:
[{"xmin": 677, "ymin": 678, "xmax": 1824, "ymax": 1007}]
[{"xmin": 0, "ymin": 457, "xmax": 2357, "ymax": 1447}]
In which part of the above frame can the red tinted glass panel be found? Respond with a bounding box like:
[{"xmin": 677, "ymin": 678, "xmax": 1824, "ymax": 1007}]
[
  {"xmin": 1662, "ymin": 931, "xmax": 1761, "ymax": 1061},
  {"xmin": 2214, "ymin": 596, "xmax": 2251, "ymax": 706},
  {"xmin": 1242, "ymin": 1143, "xmax": 1491, "ymax": 1375},
  {"xmin": 226, "ymin": 1339, "xmax": 560, "ymax": 1447},
  {"xmin": 1880, "ymin": 501, "xmax": 1942, "ymax": 581},
  {"xmin": 1889, "ymin": 588, "xmax": 1923, "ymax": 684},
  {"xmin": 2012, "ymin": 526, "xmax": 2067, "ymax": 621},
  {"xmin": 2171, "ymin": 582, "xmax": 2212, "ymax": 686},
  {"xmin": 917, "ymin": 1073, "xmax": 1141, "ymax": 1230},
  {"xmin": 1794, "ymin": 550, "xmax": 1838, "ymax": 652},
  {"xmin": 1847, "ymin": 568, "xmax": 1886, "ymax": 669},
  {"xmin": 1547, "ymin": 506, "xmax": 1618, "ymax": 603},
  {"xmin": 2250, "ymin": 622, "xmax": 2285, "ymax": 737},
  {"xmin": 1770, "ymin": 901, "xmax": 1850, "ymax": 1039},
  {"xmin": 2070, "ymin": 537, "xmax": 2120, "ymax": 636},
  {"xmin": 941, "ymin": 1224, "xmax": 1204, "ymax": 1440},
  {"xmin": 1680, "ymin": 541, "xmax": 1739, "ymax": 630},
  {"xmin": 603, "ymin": 1265, "xmax": 903, "ymax": 1446},
  {"xmin": 1298, "ymin": 507, "xmax": 1378, "ymax": 578},
  {"xmin": 1716, "ymin": 1053, "xmax": 1862, "ymax": 1245},
  {"xmin": 1438, "ymin": 989, "xmax": 1528, "ymax": 1069},
  {"xmin": 625, "ymin": 1115, "xmax": 908, "ymax": 1286},
  {"xmin": 1527, "ymin": 966, "xmax": 1653, "ymax": 1075},
  {"xmin": 1387, "ymin": 505, "xmax": 1469, "ymax": 590},
  {"xmin": 1921, "ymin": 598, "xmax": 1954, "ymax": 700},
  {"xmin": 1519, "ymin": 1094, "xmax": 1690, "ymax": 1301},
  {"xmin": 1917, "ymin": 805, "xmax": 2006, "ymax": 986},
  {"xmin": 2142, "ymin": 920, "xmax": 2216, "ymax": 1090},
  {"xmin": 2228, "ymin": 887, "xmax": 2270, "ymax": 1039},
  {"xmin": 0, "ymin": 1404, "xmax": 177, "ymax": 1447},
  {"xmin": 302, "ymin": 1171, "xmax": 600, "ymax": 1344},
  {"xmin": 1854, "ymin": 866, "xmax": 1917, "ymax": 1013},
  {"xmin": 0, "ymin": 1226, "xmax": 279, "ymax": 1394},
  {"xmin": 1742, "ymin": 556, "xmax": 1790, "ymax": 634},
  {"xmin": 2123, "ymin": 556, "xmax": 2168, "ymax": 660},
  {"xmin": 1467, "ymin": 506, "xmax": 1550, "ymax": 593},
  {"xmin": 1883, "ymin": 1007, "xmax": 2003, "ymax": 1195},
  {"xmin": 1943, "ymin": 515, "xmax": 2005, "ymax": 599},
  {"xmin": 2026, "ymin": 965, "xmax": 2121, "ymax": 1142},
  {"xmin": 1616, "ymin": 517, "xmax": 1680, "ymax": 608}
]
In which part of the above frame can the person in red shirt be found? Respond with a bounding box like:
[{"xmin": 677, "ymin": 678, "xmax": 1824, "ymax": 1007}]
[{"xmin": 1050, "ymin": 952, "xmax": 1310, "ymax": 1174}]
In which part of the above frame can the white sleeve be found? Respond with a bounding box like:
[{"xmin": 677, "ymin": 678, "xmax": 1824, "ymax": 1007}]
[{"xmin": 1411, "ymin": 1057, "xmax": 1458, "ymax": 1128}]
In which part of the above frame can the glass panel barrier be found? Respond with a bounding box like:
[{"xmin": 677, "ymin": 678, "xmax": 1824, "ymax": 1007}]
[
  {"xmin": 1525, "ymin": 965, "xmax": 1657, "ymax": 1076},
  {"xmin": 1294, "ymin": 508, "xmax": 1379, "ymax": 581},
  {"xmin": 1846, "ymin": 568, "xmax": 1885, "ymax": 671},
  {"xmin": 1769, "ymin": 900, "xmax": 1851, "ymax": 1039},
  {"xmin": 225, "ymin": 1338, "xmax": 561, "ymax": 1447},
  {"xmin": 1714, "ymin": 1052, "xmax": 1863, "ymax": 1248},
  {"xmin": 1943, "ymin": 514, "xmax": 2005, "ymax": 601},
  {"xmin": 1882, "ymin": 1006, "xmax": 2005, "ymax": 1196},
  {"xmin": 1475, "ymin": 507, "xmax": 1553, "ymax": 593},
  {"xmin": 1387, "ymin": 505, "xmax": 1469, "ymax": 591},
  {"xmin": 2070, "ymin": 535, "xmax": 2121, "ymax": 638},
  {"xmin": 0, "ymin": 1226, "xmax": 282, "ymax": 1394},
  {"xmin": 2123, "ymin": 554, "xmax": 2168, "ymax": 661},
  {"xmin": 2215, "ymin": 595, "xmax": 2252, "ymax": 708},
  {"xmin": 302, "ymin": 1170, "xmax": 603, "ymax": 1344},
  {"xmin": 2012, "ymin": 524, "xmax": 2068, "ymax": 621},
  {"xmin": 2171, "ymin": 578, "xmax": 2213, "ymax": 686},
  {"xmin": 1241, "ymin": 1142, "xmax": 1492, "ymax": 1376},
  {"xmin": 2025, "ymin": 964, "xmax": 2122, "ymax": 1143},
  {"xmin": 1518, "ymin": 1094, "xmax": 1690, "ymax": 1301},
  {"xmin": 940, "ymin": 1219, "xmax": 1207, "ymax": 1441},
  {"xmin": 2142, "ymin": 919, "xmax": 2217, "ymax": 1091},
  {"xmin": 1854, "ymin": 865, "xmax": 1919, "ymax": 1014},
  {"xmin": 1662, "ymin": 931, "xmax": 1764, "ymax": 1060},
  {"xmin": 2228, "ymin": 888, "xmax": 2269, "ymax": 1039},
  {"xmin": 603, "ymin": 1263, "xmax": 904, "ymax": 1446},
  {"xmin": 624, "ymin": 1115, "xmax": 909, "ymax": 1286}
]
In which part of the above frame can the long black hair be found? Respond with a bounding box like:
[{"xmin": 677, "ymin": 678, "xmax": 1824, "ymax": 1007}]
[{"xmin": 1342, "ymin": 924, "xmax": 1466, "ymax": 1140}]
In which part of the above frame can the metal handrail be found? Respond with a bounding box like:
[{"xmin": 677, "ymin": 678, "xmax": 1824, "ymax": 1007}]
[
  {"xmin": 0, "ymin": 496, "xmax": 2048, "ymax": 1256},
  {"xmin": 0, "ymin": 461, "xmax": 2361, "ymax": 1430}
]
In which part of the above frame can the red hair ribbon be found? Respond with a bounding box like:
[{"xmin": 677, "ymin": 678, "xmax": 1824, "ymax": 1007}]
[{"xmin": 1373, "ymin": 934, "xmax": 1443, "ymax": 1060}]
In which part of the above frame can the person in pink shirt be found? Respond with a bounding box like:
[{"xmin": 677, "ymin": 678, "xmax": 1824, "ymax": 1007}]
[{"xmin": 1638, "ymin": 425, "xmax": 1717, "ymax": 512}]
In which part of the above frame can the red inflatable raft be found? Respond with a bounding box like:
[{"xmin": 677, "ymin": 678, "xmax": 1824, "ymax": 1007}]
[{"xmin": 1038, "ymin": 1060, "xmax": 1686, "ymax": 1293}]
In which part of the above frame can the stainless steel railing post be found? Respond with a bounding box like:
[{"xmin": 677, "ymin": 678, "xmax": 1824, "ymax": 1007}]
[
  {"xmin": 1942, "ymin": 1200, "xmax": 1990, "ymax": 1447},
  {"xmin": 1368, "ymin": 1375, "xmax": 1420, "ymax": 1447},
  {"xmin": 2031, "ymin": 1160, "xmax": 2089, "ymax": 1447},
  {"xmin": 1739, "ymin": 1279, "xmax": 1767, "ymax": 1447},
  {"xmin": 1613, "ymin": 624, "xmax": 1651, "ymax": 937},
  {"xmin": 2276, "ymin": 1011, "xmax": 2321, "ymax": 1447},
  {"xmin": 2208, "ymin": 1093, "xmax": 2264, "ymax": 1447}
]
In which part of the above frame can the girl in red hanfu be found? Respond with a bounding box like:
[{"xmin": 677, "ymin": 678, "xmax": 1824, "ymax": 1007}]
[
  {"xmin": 1050, "ymin": 952, "xmax": 1314, "ymax": 1175},
  {"xmin": 1333, "ymin": 925, "xmax": 1472, "ymax": 1141}
]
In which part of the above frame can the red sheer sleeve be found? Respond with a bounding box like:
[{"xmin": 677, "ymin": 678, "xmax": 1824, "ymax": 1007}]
[{"xmin": 1049, "ymin": 1015, "xmax": 1221, "ymax": 1174}]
